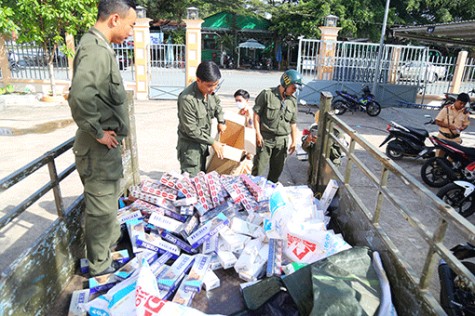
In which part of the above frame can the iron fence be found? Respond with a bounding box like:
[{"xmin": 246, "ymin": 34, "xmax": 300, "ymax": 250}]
[
  {"xmin": 297, "ymin": 38, "xmax": 469, "ymax": 99},
  {"xmin": 461, "ymin": 57, "xmax": 475, "ymax": 93},
  {"xmin": 5, "ymin": 40, "xmax": 70, "ymax": 81},
  {"xmin": 148, "ymin": 43, "xmax": 186, "ymax": 99}
]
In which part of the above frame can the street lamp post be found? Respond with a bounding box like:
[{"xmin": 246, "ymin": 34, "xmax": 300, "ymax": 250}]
[{"xmin": 372, "ymin": 0, "xmax": 391, "ymax": 93}]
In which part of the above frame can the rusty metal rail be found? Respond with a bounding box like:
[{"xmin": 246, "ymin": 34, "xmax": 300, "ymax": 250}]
[{"xmin": 0, "ymin": 137, "xmax": 75, "ymax": 229}]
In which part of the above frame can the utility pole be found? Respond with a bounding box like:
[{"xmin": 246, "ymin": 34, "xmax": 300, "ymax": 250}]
[{"xmin": 372, "ymin": 0, "xmax": 391, "ymax": 94}]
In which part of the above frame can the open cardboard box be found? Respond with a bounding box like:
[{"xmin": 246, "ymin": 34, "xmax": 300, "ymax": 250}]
[{"xmin": 207, "ymin": 111, "xmax": 256, "ymax": 174}]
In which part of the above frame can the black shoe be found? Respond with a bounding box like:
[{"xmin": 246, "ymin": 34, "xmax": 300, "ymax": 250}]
[{"xmin": 90, "ymin": 261, "xmax": 121, "ymax": 277}]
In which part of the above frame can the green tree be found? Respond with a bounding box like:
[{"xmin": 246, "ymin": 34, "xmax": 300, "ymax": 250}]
[
  {"xmin": 1, "ymin": 0, "xmax": 97, "ymax": 96},
  {"xmin": 0, "ymin": 1, "xmax": 17, "ymax": 36},
  {"xmin": 139, "ymin": 0, "xmax": 246, "ymax": 21}
]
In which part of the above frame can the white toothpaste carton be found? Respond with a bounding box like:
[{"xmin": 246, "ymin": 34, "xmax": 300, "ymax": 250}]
[
  {"xmin": 183, "ymin": 254, "xmax": 211, "ymax": 293},
  {"xmin": 219, "ymin": 227, "xmax": 251, "ymax": 252},
  {"xmin": 217, "ymin": 249, "xmax": 237, "ymax": 269},
  {"xmin": 202, "ymin": 233, "xmax": 219, "ymax": 255},
  {"xmin": 187, "ymin": 212, "xmax": 229, "ymax": 249},
  {"xmin": 319, "ymin": 179, "xmax": 339, "ymax": 213},
  {"xmin": 237, "ymin": 243, "xmax": 269, "ymax": 282},
  {"xmin": 181, "ymin": 214, "xmax": 199, "ymax": 239},
  {"xmin": 126, "ymin": 218, "xmax": 145, "ymax": 254},
  {"xmin": 136, "ymin": 233, "xmax": 181, "ymax": 258},
  {"xmin": 202, "ymin": 269, "xmax": 220, "ymax": 291},
  {"xmin": 114, "ymin": 250, "xmax": 158, "ymax": 280},
  {"xmin": 231, "ymin": 217, "xmax": 264, "ymax": 238},
  {"xmin": 79, "ymin": 258, "xmax": 89, "ymax": 274},
  {"xmin": 118, "ymin": 210, "xmax": 143, "ymax": 225},
  {"xmin": 172, "ymin": 276, "xmax": 196, "ymax": 306},
  {"xmin": 234, "ymin": 239, "xmax": 263, "ymax": 273},
  {"xmin": 68, "ymin": 289, "xmax": 90, "ymax": 316},
  {"xmin": 209, "ymin": 253, "xmax": 222, "ymax": 270},
  {"xmin": 157, "ymin": 254, "xmax": 194, "ymax": 290},
  {"xmin": 150, "ymin": 252, "xmax": 174, "ymax": 276},
  {"xmin": 149, "ymin": 212, "xmax": 184, "ymax": 233}
]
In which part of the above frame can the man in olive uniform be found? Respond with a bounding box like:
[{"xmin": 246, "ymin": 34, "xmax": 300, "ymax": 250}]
[
  {"xmin": 252, "ymin": 69, "xmax": 302, "ymax": 183},
  {"xmin": 177, "ymin": 61, "xmax": 226, "ymax": 176},
  {"xmin": 68, "ymin": 0, "xmax": 137, "ymax": 276}
]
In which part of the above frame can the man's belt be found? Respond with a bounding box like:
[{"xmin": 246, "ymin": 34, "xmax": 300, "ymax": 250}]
[{"xmin": 439, "ymin": 131, "xmax": 460, "ymax": 139}]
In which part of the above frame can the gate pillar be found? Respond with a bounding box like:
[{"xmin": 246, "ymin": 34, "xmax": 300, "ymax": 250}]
[
  {"xmin": 317, "ymin": 15, "xmax": 341, "ymax": 80},
  {"xmin": 184, "ymin": 7, "xmax": 203, "ymax": 86},
  {"xmin": 133, "ymin": 16, "xmax": 152, "ymax": 100},
  {"xmin": 450, "ymin": 50, "xmax": 468, "ymax": 94}
]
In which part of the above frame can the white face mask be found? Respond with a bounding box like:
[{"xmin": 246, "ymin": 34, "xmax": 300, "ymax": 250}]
[{"xmin": 236, "ymin": 101, "xmax": 246, "ymax": 110}]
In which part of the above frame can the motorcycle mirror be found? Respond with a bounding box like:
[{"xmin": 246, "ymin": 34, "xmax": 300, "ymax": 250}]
[{"xmin": 299, "ymin": 99, "xmax": 307, "ymax": 106}]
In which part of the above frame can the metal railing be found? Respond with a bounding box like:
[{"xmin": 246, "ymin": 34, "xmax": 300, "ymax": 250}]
[
  {"xmin": 461, "ymin": 57, "xmax": 475, "ymax": 92},
  {"xmin": 0, "ymin": 138, "xmax": 77, "ymax": 229},
  {"xmin": 149, "ymin": 43, "xmax": 186, "ymax": 99},
  {"xmin": 313, "ymin": 92, "xmax": 475, "ymax": 314}
]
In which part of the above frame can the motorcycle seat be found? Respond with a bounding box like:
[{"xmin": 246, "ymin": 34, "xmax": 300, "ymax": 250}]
[
  {"xmin": 439, "ymin": 138, "xmax": 475, "ymax": 158},
  {"xmin": 406, "ymin": 127, "xmax": 429, "ymax": 138}
]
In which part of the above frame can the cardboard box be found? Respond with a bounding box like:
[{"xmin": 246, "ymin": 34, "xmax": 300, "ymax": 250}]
[{"xmin": 207, "ymin": 111, "xmax": 256, "ymax": 174}]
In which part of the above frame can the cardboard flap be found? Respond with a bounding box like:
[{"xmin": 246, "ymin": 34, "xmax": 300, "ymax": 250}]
[{"xmin": 244, "ymin": 127, "xmax": 256, "ymax": 155}]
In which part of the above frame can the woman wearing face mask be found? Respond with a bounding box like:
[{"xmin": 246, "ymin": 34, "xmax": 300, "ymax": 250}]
[
  {"xmin": 234, "ymin": 89, "xmax": 253, "ymax": 128},
  {"xmin": 231, "ymin": 89, "xmax": 254, "ymax": 174}
]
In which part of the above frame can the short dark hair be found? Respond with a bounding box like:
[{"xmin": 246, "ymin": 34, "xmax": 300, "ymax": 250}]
[
  {"xmin": 234, "ymin": 89, "xmax": 250, "ymax": 100},
  {"xmin": 97, "ymin": 0, "xmax": 136, "ymax": 20},
  {"xmin": 196, "ymin": 61, "xmax": 221, "ymax": 82},
  {"xmin": 457, "ymin": 92, "xmax": 470, "ymax": 103}
]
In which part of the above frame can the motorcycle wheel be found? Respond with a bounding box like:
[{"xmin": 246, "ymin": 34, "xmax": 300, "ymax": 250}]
[
  {"xmin": 421, "ymin": 157, "xmax": 452, "ymax": 188},
  {"xmin": 437, "ymin": 183, "xmax": 475, "ymax": 217},
  {"xmin": 332, "ymin": 100, "xmax": 347, "ymax": 115},
  {"xmin": 366, "ymin": 101, "xmax": 381, "ymax": 116},
  {"xmin": 386, "ymin": 140, "xmax": 404, "ymax": 160}
]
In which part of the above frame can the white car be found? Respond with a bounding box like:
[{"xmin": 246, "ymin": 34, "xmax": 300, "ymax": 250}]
[{"xmin": 398, "ymin": 61, "xmax": 446, "ymax": 83}]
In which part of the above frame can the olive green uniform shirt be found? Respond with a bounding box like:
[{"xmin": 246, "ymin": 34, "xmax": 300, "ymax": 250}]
[
  {"xmin": 251, "ymin": 87, "xmax": 297, "ymax": 182},
  {"xmin": 176, "ymin": 82, "xmax": 224, "ymax": 175},
  {"xmin": 253, "ymin": 87, "xmax": 297, "ymax": 137},
  {"xmin": 69, "ymin": 27, "xmax": 129, "ymax": 143},
  {"xmin": 177, "ymin": 81, "xmax": 224, "ymax": 145}
]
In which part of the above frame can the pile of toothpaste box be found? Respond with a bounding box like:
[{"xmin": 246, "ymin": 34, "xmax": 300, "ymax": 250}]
[{"xmin": 70, "ymin": 171, "xmax": 347, "ymax": 315}]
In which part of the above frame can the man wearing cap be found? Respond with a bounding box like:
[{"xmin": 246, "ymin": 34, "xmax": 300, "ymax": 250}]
[
  {"xmin": 435, "ymin": 92, "xmax": 471, "ymax": 156},
  {"xmin": 252, "ymin": 69, "xmax": 303, "ymax": 183}
]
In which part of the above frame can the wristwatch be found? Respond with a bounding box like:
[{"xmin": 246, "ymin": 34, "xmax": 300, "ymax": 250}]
[{"xmin": 218, "ymin": 120, "xmax": 226, "ymax": 125}]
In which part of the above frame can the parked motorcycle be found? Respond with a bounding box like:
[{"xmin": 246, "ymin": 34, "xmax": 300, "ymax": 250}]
[
  {"xmin": 420, "ymin": 135, "xmax": 475, "ymax": 187},
  {"xmin": 438, "ymin": 242, "xmax": 475, "ymax": 315},
  {"xmin": 8, "ymin": 50, "xmax": 23, "ymax": 73},
  {"xmin": 379, "ymin": 115, "xmax": 435, "ymax": 160},
  {"xmin": 264, "ymin": 57, "xmax": 272, "ymax": 70},
  {"xmin": 437, "ymin": 162, "xmax": 475, "ymax": 217},
  {"xmin": 223, "ymin": 54, "xmax": 235, "ymax": 69},
  {"xmin": 332, "ymin": 85, "xmax": 381, "ymax": 116}
]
